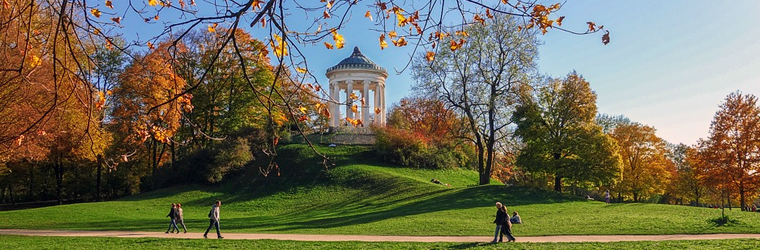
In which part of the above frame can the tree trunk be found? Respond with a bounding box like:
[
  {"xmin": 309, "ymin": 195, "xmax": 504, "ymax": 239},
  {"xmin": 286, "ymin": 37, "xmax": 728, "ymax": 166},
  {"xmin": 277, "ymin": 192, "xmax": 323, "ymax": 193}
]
[
  {"xmin": 739, "ymin": 186, "xmax": 746, "ymax": 211},
  {"xmin": 96, "ymin": 155, "xmax": 103, "ymax": 202},
  {"xmin": 151, "ymin": 139, "xmax": 157, "ymax": 190},
  {"xmin": 54, "ymin": 159, "xmax": 64, "ymax": 205},
  {"xmin": 633, "ymin": 192, "xmax": 639, "ymax": 202},
  {"xmin": 28, "ymin": 164, "xmax": 34, "ymax": 199},
  {"xmin": 9, "ymin": 185, "xmax": 15, "ymax": 206},
  {"xmin": 171, "ymin": 140, "xmax": 176, "ymax": 170},
  {"xmin": 554, "ymin": 175, "xmax": 562, "ymax": 193}
]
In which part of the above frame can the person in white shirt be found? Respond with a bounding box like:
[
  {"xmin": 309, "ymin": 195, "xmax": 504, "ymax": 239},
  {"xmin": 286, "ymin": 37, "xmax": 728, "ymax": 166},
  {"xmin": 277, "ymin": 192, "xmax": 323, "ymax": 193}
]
[{"xmin": 203, "ymin": 200, "xmax": 223, "ymax": 239}]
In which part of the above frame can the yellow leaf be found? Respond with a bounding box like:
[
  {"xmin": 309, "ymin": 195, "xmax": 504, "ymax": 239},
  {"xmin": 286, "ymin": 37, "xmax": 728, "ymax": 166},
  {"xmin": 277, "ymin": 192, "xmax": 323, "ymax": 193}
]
[
  {"xmin": 389, "ymin": 30, "xmax": 397, "ymax": 38},
  {"xmin": 326, "ymin": 0, "xmax": 332, "ymax": 9},
  {"xmin": 587, "ymin": 22, "xmax": 596, "ymax": 32},
  {"xmin": 105, "ymin": 0, "xmax": 114, "ymax": 9},
  {"xmin": 396, "ymin": 13, "xmax": 406, "ymax": 27},
  {"xmin": 332, "ymin": 30, "xmax": 345, "ymax": 49},
  {"xmin": 392, "ymin": 37, "xmax": 407, "ymax": 47},
  {"xmin": 29, "ymin": 55, "xmax": 41, "ymax": 68},
  {"xmin": 296, "ymin": 67, "xmax": 307, "ymax": 74},
  {"xmin": 106, "ymin": 90, "xmax": 113, "ymax": 95},
  {"xmin": 324, "ymin": 42, "xmax": 334, "ymax": 49},
  {"xmin": 486, "ymin": 9, "xmax": 493, "ymax": 19},
  {"xmin": 147, "ymin": 42, "xmax": 155, "ymax": 50},
  {"xmin": 111, "ymin": 17, "xmax": 121, "ymax": 24},
  {"xmin": 501, "ymin": 0, "xmax": 508, "ymax": 3},
  {"xmin": 270, "ymin": 34, "xmax": 288, "ymax": 57},
  {"xmin": 154, "ymin": 15, "xmax": 159, "ymax": 20},
  {"xmin": 299, "ymin": 106, "xmax": 308, "ymax": 114},
  {"xmin": 364, "ymin": 10, "xmax": 373, "ymax": 21},
  {"xmin": 374, "ymin": 107, "xmax": 381, "ymax": 114},
  {"xmin": 425, "ymin": 51, "xmax": 435, "ymax": 62},
  {"xmin": 323, "ymin": 10, "xmax": 330, "ymax": 19},
  {"xmin": 556, "ymin": 16, "xmax": 565, "ymax": 26},
  {"xmin": 379, "ymin": 33, "xmax": 388, "ymax": 50},
  {"xmin": 91, "ymin": 8, "xmax": 101, "ymax": 18},
  {"xmin": 207, "ymin": 23, "xmax": 218, "ymax": 33},
  {"xmin": 349, "ymin": 92, "xmax": 358, "ymax": 100},
  {"xmin": 148, "ymin": 0, "xmax": 158, "ymax": 7}
]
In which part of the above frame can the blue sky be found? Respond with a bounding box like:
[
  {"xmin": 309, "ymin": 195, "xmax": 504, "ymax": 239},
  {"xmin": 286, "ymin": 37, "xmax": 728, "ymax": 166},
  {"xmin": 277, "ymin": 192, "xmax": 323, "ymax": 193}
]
[{"xmin": 116, "ymin": 1, "xmax": 760, "ymax": 146}]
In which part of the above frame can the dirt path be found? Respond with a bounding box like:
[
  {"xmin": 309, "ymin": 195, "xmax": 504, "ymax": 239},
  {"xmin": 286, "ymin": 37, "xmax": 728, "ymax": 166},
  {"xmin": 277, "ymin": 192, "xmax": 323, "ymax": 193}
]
[{"xmin": 2, "ymin": 229, "xmax": 760, "ymax": 242}]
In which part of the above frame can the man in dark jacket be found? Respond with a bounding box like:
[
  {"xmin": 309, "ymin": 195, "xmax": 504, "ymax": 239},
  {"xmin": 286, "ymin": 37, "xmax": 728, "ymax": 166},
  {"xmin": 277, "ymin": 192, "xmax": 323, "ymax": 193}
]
[{"xmin": 165, "ymin": 203, "xmax": 179, "ymax": 233}]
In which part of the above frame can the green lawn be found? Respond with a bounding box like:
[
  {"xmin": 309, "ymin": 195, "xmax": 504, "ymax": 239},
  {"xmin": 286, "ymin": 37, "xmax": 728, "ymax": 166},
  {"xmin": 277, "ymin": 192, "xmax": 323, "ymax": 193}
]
[
  {"xmin": 1, "ymin": 144, "xmax": 759, "ymax": 237},
  {"xmin": 1, "ymin": 235, "xmax": 759, "ymax": 250}
]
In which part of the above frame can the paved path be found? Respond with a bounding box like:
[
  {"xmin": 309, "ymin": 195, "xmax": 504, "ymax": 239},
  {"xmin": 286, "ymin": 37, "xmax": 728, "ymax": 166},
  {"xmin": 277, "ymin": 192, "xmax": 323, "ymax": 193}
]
[{"xmin": 2, "ymin": 229, "xmax": 760, "ymax": 242}]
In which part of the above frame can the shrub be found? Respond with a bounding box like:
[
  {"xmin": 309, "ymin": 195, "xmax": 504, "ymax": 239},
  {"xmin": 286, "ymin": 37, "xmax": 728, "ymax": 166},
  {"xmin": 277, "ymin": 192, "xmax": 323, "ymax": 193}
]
[{"xmin": 374, "ymin": 126, "xmax": 470, "ymax": 169}]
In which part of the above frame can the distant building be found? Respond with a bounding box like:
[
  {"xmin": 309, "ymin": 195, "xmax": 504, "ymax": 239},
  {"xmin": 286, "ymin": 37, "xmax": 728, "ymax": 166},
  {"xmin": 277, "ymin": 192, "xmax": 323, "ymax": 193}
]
[{"xmin": 326, "ymin": 46, "xmax": 387, "ymax": 129}]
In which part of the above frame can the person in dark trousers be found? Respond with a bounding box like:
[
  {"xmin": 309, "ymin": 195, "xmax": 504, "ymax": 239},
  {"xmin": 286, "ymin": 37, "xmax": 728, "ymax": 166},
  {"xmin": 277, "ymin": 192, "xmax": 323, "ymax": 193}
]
[
  {"xmin": 492, "ymin": 202, "xmax": 507, "ymax": 243},
  {"xmin": 500, "ymin": 206, "xmax": 516, "ymax": 242},
  {"xmin": 204, "ymin": 200, "xmax": 223, "ymax": 239},
  {"xmin": 165, "ymin": 203, "xmax": 179, "ymax": 233},
  {"xmin": 176, "ymin": 203, "xmax": 187, "ymax": 233}
]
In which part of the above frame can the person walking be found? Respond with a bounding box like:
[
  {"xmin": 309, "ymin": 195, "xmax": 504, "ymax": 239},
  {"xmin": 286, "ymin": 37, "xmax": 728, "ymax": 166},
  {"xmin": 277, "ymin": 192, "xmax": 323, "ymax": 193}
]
[
  {"xmin": 491, "ymin": 202, "xmax": 507, "ymax": 243},
  {"xmin": 203, "ymin": 200, "xmax": 223, "ymax": 239},
  {"xmin": 176, "ymin": 203, "xmax": 187, "ymax": 233},
  {"xmin": 605, "ymin": 189, "xmax": 611, "ymax": 204},
  {"xmin": 500, "ymin": 206, "xmax": 516, "ymax": 242},
  {"xmin": 165, "ymin": 203, "xmax": 179, "ymax": 234}
]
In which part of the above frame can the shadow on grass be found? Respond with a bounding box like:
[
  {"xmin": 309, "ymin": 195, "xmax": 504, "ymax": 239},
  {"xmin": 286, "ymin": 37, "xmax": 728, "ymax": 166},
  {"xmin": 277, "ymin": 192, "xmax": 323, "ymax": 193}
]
[
  {"xmin": 709, "ymin": 215, "xmax": 740, "ymax": 227},
  {"xmin": 448, "ymin": 242, "xmax": 489, "ymax": 249},
  {"xmin": 238, "ymin": 185, "xmax": 579, "ymax": 232}
]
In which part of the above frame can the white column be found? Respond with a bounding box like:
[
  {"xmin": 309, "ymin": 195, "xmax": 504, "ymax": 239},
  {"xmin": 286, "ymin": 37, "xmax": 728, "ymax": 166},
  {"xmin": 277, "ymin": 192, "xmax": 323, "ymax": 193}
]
[
  {"xmin": 346, "ymin": 81, "xmax": 354, "ymax": 120},
  {"xmin": 362, "ymin": 80, "xmax": 370, "ymax": 126},
  {"xmin": 380, "ymin": 83, "xmax": 386, "ymax": 125},
  {"xmin": 330, "ymin": 82, "xmax": 339, "ymax": 127},
  {"xmin": 374, "ymin": 84, "xmax": 380, "ymax": 125}
]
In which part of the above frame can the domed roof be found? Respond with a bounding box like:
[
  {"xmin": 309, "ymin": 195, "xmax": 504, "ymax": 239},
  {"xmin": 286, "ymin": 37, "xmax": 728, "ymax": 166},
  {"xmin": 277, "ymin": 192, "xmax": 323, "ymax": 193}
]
[{"xmin": 326, "ymin": 46, "xmax": 387, "ymax": 74}]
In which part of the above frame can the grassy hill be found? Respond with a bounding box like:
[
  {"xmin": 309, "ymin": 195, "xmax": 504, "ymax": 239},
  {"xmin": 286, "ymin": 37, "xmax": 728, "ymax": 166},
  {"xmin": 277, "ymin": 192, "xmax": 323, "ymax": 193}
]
[{"xmin": 1, "ymin": 144, "xmax": 759, "ymax": 236}]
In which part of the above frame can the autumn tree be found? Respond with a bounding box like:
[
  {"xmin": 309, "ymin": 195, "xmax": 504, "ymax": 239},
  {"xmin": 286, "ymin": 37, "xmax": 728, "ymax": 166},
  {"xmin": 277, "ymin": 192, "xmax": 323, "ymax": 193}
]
[
  {"xmin": 513, "ymin": 72, "xmax": 621, "ymax": 192},
  {"xmin": 377, "ymin": 97, "xmax": 474, "ymax": 169},
  {"xmin": 697, "ymin": 91, "xmax": 760, "ymax": 211},
  {"xmin": 610, "ymin": 123, "xmax": 674, "ymax": 202},
  {"xmin": 672, "ymin": 144, "xmax": 708, "ymax": 206},
  {"xmin": 411, "ymin": 14, "xmax": 538, "ymax": 184},
  {"xmin": 386, "ymin": 97, "xmax": 465, "ymax": 143},
  {"xmin": 111, "ymin": 41, "xmax": 192, "ymax": 190}
]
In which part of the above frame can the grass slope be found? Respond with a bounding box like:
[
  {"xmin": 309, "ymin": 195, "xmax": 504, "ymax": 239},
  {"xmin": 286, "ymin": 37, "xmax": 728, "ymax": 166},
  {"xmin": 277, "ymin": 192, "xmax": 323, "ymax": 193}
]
[{"xmin": 1, "ymin": 144, "xmax": 759, "ymax": 237}]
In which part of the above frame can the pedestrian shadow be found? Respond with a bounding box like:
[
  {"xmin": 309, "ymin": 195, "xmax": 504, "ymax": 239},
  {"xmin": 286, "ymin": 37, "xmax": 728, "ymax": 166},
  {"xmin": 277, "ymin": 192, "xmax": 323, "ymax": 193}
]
[{"xmin": 446, "ymin": 242, "xmax": 488, "ymax": 249}]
